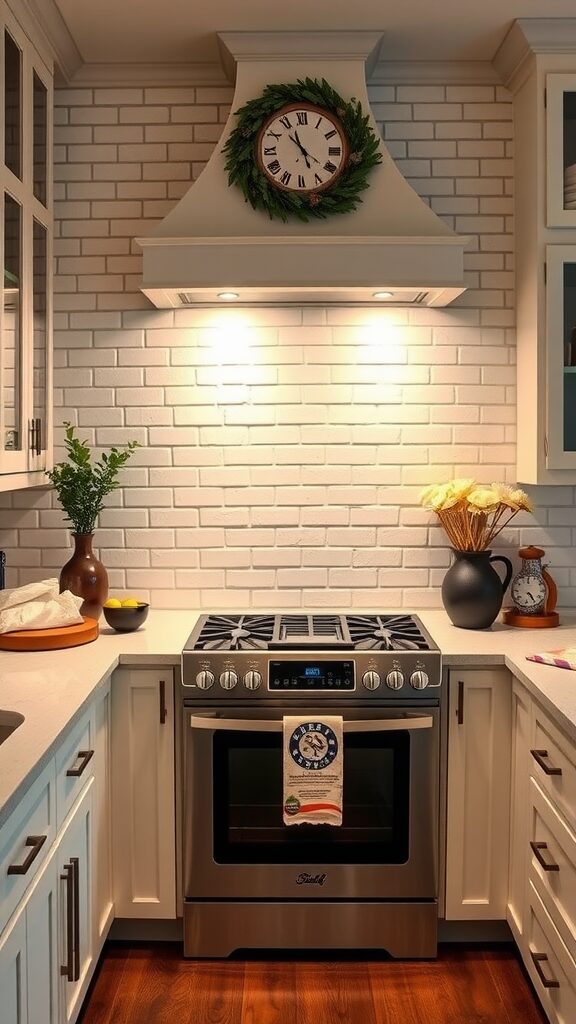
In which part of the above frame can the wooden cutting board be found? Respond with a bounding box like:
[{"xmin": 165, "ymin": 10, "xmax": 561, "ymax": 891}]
[{"xmin": 0, "ymin": 617, "xmax": 99, "ymax": 651}]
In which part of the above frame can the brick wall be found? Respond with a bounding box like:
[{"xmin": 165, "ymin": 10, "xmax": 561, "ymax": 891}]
[{"xmin": 2, "ymin": 80, "xmax": 576, "ymax": 609}]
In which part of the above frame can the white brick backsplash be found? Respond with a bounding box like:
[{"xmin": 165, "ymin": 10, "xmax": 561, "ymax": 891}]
[{"xmin": 3, "ymin": 81, "xmax": 571, "ymax": 609}]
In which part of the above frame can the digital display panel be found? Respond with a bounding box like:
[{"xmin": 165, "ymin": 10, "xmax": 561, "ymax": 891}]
[{"xmin": 269, "ymin": 660, "xmax": 355, "ymax": 691}]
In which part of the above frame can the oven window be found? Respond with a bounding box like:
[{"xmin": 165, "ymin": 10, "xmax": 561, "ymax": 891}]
[{"xmin": 213, "ymin": 730, "xmax": 410, "ymax": 864}]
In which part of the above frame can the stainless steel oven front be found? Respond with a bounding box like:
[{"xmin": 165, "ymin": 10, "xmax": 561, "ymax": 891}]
[{"xmin": 183, "ymin": 702, "xmax": 439, "ymax": 957}]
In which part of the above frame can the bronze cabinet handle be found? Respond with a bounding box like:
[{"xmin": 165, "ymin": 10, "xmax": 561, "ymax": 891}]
[
  {"xmin": 71, "ymin": 857, "xmax": 80, "ymax": 982},
  {"xmin": 531, "ymin": 951, "xmax": 560, "ymax": 988},
  {"xmin": 7, "ymin": 834, "xmax": 47, "ymax": 875},
  {"xmin": 456, "ymin": 679, "xmax": 464, "ymax": 725},
  {"xmin": 159, "ymin": 679, "xmax": 167, "ymax": 725},
  {"xmin": 530, "ymin": 841, "xmax": 560, "ymax": 872},
  {"xmin": 530, "ymin": 749, "xmax": 562, "ymax": 776},
  {"xmin": 60, "ymin": 862, "xmax": 74, "ymax": 980},
  {"xmin": 66, "ymin": 749, "xmax": 94, "ymax": 777},
  {"xmin": 35, "ymin": 418, "xmax": 41, "ymax": 456}
]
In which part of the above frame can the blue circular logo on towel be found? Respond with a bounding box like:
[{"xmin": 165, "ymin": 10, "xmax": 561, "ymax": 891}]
[{"xmin": 289, "ymin": 722, "xmax": 339, "ymax": 770}]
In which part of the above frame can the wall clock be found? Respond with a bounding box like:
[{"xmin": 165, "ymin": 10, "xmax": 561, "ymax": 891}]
[
  {"xmin": 503, "ymin": 546, "xmax": 560, "ymax": 628},
  {"xmin": 223, "ymin": 77, "xmax": 381, "ymax": 223}
]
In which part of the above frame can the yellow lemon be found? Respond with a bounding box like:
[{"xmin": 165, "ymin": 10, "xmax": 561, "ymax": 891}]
[
  {"xmin": 104, "ymin": 598, "xmax": 121, "ymax": 608},
  {"xmin": 121, "ymin": 598, "xmax": 139, "ymax": 608}
]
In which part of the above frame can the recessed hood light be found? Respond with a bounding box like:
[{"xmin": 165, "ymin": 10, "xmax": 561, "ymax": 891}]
[{"xmin": 137, "ymin": 31, "xmax": 469, "ymax": 309}]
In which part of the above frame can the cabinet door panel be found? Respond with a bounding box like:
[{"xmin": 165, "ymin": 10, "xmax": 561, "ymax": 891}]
[
  {"xmin": 111, "ymin": 668, "xmax": 175, "ymax": 919},
  {"xmin": 507, "ymin": 679, "xmax": 531, "ymax": 947},
  {"xmin": 26, "ymin": 854, "xmax": 58, "ymax": 1024},
  {"xmin": 57, "ymin": 780, "xmax": 93, "ymax": 1024},
  {"xmin": 0, "ymin": 904, "xmax": 28, "ymax": 1024},
  {"xmin": 445, "ymin": 668, "xmax": 512, "ymax": 920}
]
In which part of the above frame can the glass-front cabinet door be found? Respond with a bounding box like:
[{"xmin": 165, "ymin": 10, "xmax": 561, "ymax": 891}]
[
  {"xmin": 0, "ymin": 7, "xmax": 52, "ymax": 482},
  {"xmin": 546, "ymin": 246, "xmax": 576, "ymax": 469},
  {"xmin": 547, "ymin": 75, "xmax": 576, "ymax": 228}
]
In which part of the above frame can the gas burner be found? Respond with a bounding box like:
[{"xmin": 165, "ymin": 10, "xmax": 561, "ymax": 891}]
[
  {"xmin": 346, "ymin": 614, "xmax": 430, "ymax": 652},
  {"xmin": 193, "ymin": 614, "xmax": 274, "ymax": 651}
]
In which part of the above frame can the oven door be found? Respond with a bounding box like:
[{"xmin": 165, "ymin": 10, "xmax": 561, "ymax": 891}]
[{"xmin": 184, "ymin": 706, "xmax": 439, "ymax": 901}]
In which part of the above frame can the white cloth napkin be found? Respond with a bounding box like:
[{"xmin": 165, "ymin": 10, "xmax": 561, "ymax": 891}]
[
  {"xmin": 283, "ymin": 716, "xmax": 343, "ymax": 826},
  {"xmin": 0, "ymin": 579, "xmax": 84, "ymax": 634}
]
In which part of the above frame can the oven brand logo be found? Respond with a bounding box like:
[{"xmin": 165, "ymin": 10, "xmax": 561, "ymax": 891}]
[
  {"xmin": 289, "ymin": 722, "xmax": 338, "ymax": 770},
  {"xmin": 296, "ymin": 873, "xmax": 327, "ymax": 886}
]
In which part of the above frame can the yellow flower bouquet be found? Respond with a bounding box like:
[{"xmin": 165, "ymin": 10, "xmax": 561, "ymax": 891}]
[{"xmin": 420, "ymin": 478, "xmax": 533, "ymax": 552}]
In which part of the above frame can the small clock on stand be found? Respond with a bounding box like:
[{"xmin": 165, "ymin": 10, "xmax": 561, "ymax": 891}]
[{"xmin": 503, "ymin": 546, "xmax": 559, "ymax": 628}]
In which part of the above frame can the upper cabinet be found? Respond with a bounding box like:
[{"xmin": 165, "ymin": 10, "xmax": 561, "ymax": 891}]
[
  {"xmin": 0, "ymin": 1, "xmax": 52, "ymax": 491},
  {"xmin": 498, "ymin": 22, "xmax": 576, "ymax": 483}
]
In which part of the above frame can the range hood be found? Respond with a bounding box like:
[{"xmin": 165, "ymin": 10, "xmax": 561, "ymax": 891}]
[{"xmin": 137, "ymin": 31, "xmax": 468, "ymax": 308}]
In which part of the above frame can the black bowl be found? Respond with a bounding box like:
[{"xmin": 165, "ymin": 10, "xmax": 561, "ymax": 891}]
[{"xmin": 102, "ymin": 602, "xmax": 149, "ymax": 632}]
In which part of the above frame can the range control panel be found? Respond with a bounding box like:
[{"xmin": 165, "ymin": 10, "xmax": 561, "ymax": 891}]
[{"xmin": 269, "ymin": 660, "xmax": 355, "ymax": 691}]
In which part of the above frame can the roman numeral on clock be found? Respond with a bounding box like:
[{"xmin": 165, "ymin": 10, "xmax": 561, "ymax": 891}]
[
  {"xmin": 315, "ymin": 116, "xmax": 322, "ymax": 129},
  {"xmin": 324, "ymin": 161, "xmax": 337, "ymax": 174},
  {"xmin": 267, "ymin": 159, "xmax": 281, "ymax": 175},
  {"xmin": 279, "ymin": 115, "xmax": 292, "ymax": 129},
  {"xmin": 280, "ymin": 171, "xmax": 292, "ymax": 186},
  {"xmin": 328, "ymin": 146, "xmax": 341, "ymax": 157},
  {"xmin": 296, "ymin": 111, "xmax": 308, "ymax": 125},
  {"xmin": 297, "ymin": 174, "xmax": 306, "ymax": 188},
  {"xmin": 267, "ymin": 130, "xmax": 282, "ymax": 140},
  {"xmin": 264, "ymin": 146, "xmax": 276, "ymax": 156},
  {"xmin": 314, "ymin": 173, "xmax": 323, "ymax": 185},
  {"xmin": 325, "ymin": 129, "xmax": 337, "ymax": 140}
]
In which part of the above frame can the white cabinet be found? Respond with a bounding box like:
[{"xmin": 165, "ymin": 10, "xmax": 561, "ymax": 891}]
[
  {"xmin": 0, "ymin": 0, "xmax": 53, "ymax": 490},
  {"xmin": 57, "ymin": 780, "xmax": 94, "ymax": 1024},
  {"xmin": 507, "ymin": 677, "xmax": 532, "ymax": 949},
  {"xmin": 544, "ymin": 246, "xmax": 576, "ymax": 471},
  {"xmin": 0, "ymin": 845, "xmax": 58, "ymax": 1024},
  {"xmin": 111, "ymin": 668, "xmax": 176, "ymax": 919},
  {"xmin": 92, "ymin": 682, "xmax": 113, "ymax": 952},
  {"xmin": 546, "ymin": 74, "xmax": 576, "ymax": 229},
  {"xmin": 445, "ymin": 667, "xmax": 512, "ymax": 920}
]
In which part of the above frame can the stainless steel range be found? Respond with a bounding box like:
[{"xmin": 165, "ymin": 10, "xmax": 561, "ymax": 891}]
[{"xmin": 181, "ymin": 613, "xmax": 441, "ymax": 958}]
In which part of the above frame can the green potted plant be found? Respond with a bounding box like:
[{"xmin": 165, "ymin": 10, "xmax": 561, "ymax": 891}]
[{"xmin": 47, "ymin": 423, "xmax": 139, "ymax": 620}]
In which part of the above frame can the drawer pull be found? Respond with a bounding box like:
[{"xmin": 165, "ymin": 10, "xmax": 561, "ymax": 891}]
[
  {"xmin": 7, "ymin": 834, "xmax": 47, "ymax": 875},
  {"xmin": 60, "ymin": 857, "xmax": 80, "ymax": 982},
  {"xmin": 531, "ymin": 951, "xmax": 560, "ymax": 989},
  {"xmin": 66, "ymin": 749, "xmax": 94, "ymax": 777},
  {"xmin": 530, "ymin": 841, "xmax": 560, "ymax": 872},
  {"xmin": 159, "ymin": 679, "xmax": 167, "ymax": 725},
  {"xmin": 530, "ymin": 749, "xmax": 562, "ymax": 776}
]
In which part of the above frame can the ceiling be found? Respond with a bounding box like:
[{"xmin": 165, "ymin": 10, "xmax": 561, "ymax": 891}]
[{"xmin": 53, "ymin": 0, "xmax": 576, "ymax": 66}]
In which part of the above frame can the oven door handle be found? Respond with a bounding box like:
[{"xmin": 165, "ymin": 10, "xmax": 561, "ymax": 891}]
[{"xmin": 189, "ymin": 714, "xmax": 434, "ymax": 733}]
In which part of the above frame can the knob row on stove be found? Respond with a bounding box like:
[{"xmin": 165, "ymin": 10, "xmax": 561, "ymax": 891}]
[
  {"xmin": 362, "ymin": 669, "xmax": 429, "ymax": 691},
  {"xmin": 195, "ymin": 670, "xmax": 262, "ymax": 691}
]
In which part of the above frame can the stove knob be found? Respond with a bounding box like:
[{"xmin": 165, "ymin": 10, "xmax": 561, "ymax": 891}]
[
  {"xmin": 410, "ymin": 670, "xmax": 429, "ymax": 690},
  {"xmin": 244, "ymin": 670, "xmax": 262, "ymax": 691},
  {"xmin": 386, "ymin": 670, "xmax": 405, "ymax": 690},
  {"xmin": 219, "ymin": 670, "xmax": 238, "ymax": 690},
  {"xmin": 362, "ymin": 671, "xmax": 381, "ymax": 691},
  {"xmin": 195, "ymin": 670, "xmax": 214, "ymax": 690}
]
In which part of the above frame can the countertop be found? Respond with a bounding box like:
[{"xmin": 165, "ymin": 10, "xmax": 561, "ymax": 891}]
[{"xmin": 1, "ymin": 608, "xmax": 576, "ymax": 827}]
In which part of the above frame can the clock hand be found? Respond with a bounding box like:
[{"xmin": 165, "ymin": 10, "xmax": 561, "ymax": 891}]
[
  {"xmin": 295, "ymin": 130, "xmax": 321, "ymax": 164},
  {"xmin": 288, "ymin": 133, "xmax": 311, "ymax": 169}
]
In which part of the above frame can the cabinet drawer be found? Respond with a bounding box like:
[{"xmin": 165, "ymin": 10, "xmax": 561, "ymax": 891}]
[
  {"xmin": 0, "ymin": 759, "xmax": 56, "ymax": 934},
  {"xmin": 56, "ymin": 708, "xmax": 95, "ymax": 828},
  {"xmin": 529, "ymin": 777, "xmax": 576, "ymax": 962},
  {"xmin": 527, "ymin": 880, "xmax": 576, "ymax": 1024},
  {"xmin": 531, "ymin": 708, "xmax": 576, "ymax": 831}
]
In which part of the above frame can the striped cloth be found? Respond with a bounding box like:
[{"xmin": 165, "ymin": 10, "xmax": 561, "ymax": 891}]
[{"xmin": 527, "ymin": 649, "xmax": 576, "ymax": 671}]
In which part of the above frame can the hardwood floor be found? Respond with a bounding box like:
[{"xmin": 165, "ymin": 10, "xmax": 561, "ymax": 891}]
[{"xmin": 79, "ymin": 944, "xmax": 548, "ymax": 1024}]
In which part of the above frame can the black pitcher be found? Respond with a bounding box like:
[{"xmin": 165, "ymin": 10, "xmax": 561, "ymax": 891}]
[{"xmin": 441, "ymin": 549, "xmax": 513, "ymax": 630}]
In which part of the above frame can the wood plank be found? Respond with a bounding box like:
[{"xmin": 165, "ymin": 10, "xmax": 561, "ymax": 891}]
[{"xmin": 79, "ymin": 944, "xmax": 547, "ymax": 1024}]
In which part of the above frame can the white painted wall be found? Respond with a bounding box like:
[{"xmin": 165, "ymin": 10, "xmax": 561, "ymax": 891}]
[{"xmin": 1, "ymin": 80, "xmax": 575, "ymax": 609}]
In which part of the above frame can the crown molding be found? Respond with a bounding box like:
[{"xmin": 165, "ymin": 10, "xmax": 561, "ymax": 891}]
[
  {"xmin": 494, "ymin": 18, "xmax": 576, "ymax": 89},
  {"xmin": 67, "ymin": 61, "xmax": 229, "ymax": 88},
  {"xmin": 19, "ymin": 0, "xmax": 82, "ymax": 80},
  {"xmin": 60, "ymin": 56, "xmax": 498, "ymax": 90}
]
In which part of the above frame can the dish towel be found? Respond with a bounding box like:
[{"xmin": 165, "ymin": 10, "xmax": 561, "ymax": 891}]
[
  {"xmin": 527, "ymin": 649, "xmax": 576, "ymax": 671},
  {"xmin": 0, "ymin": 579, "xmax": 84, "ymax": 634},
  {"xmin": 283, "ymin": 716, "xmax": 343, "ymax": 826}
]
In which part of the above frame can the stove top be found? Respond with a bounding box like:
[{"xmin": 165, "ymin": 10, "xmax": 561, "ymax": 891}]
[
  {"xmin": 182, "ymin": 613, "xmax": 441, "ymax": 698},
  {"xmin": 185, "ymin": 613, "xmax": 436, "ymax": 653}
]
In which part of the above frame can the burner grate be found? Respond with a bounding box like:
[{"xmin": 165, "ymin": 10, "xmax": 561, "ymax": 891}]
[
  {"xmin": 346, "ymin": 614, "xmax": 430, "ymax": 652},
  {"xmin": 270, "ymin": 614, "xmax": 349, "ymax": 649},
  {"xmin": 193, "ymin": 614, "xmax": 275, "ymax": 651}
]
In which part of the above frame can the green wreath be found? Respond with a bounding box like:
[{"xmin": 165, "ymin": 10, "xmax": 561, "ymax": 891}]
[{"xmin": 223, "ymin": 77, "xmax": 382, "ymax": 223}]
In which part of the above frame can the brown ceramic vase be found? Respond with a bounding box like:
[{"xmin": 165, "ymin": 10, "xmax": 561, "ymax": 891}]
[{"xmin": 59, "ymin": 533, "xmax": 108, "ymax": 621}]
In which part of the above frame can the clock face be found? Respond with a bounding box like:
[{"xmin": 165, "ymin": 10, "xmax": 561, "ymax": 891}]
[
  {"xmin": 256, "ymin": 103, "xmax": 349, "ymax": 194},
  {"xmin": 511, "ymin": 573, "xmax": 547, "ymax": 611}
]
